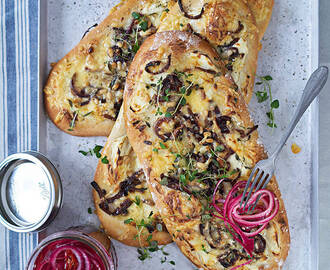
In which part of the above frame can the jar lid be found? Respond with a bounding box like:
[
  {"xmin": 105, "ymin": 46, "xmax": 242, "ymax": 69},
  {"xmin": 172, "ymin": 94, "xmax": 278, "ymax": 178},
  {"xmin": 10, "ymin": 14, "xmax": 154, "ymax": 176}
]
[{"xmin": 0, "ymin": 151, "xmax": 63, "ymax": 232}]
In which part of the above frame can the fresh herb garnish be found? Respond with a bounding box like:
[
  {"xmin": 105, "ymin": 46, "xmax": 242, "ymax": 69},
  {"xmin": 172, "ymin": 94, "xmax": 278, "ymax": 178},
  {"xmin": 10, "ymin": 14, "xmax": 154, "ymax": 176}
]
[
  {"xmin": 201, "ymin": 244, "xmax": 209, "ymax": 253},
  {"xmin": 101, "ymin": 156, "xmax": 109, "ymax": 164},
  {"xmin": 68, "ymin": 111, "xmax": 78, "ymax": 131},
  {"xmin": 124, "ymin": 218, "xmax": 134, "ymax": 224},
  {"xmin": 255, "ymin": 75, "xmax": 279, "ymax": 129},
  {"xmin": 159, "ymin": 142, "xmax": 167, "ymax": 149},
  {"xmin": 93, "ymin": 145, "xmax": 103, "ymax": 158},
  {"xmin": 88, "ymin": 207, "xmax": 92, "ymax": 214},
  {"xmin": 134, "ymin": 196, "xmax": 141, "ymax": 206},
  {"xmin": 79, "ymin": 145, "xmax": 110, "ymax": 164}
]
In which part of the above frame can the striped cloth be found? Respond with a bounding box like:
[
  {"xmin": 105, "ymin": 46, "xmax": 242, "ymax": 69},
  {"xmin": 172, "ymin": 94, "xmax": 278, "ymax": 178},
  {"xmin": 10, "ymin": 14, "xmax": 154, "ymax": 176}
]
[{"xmin": 0, "ymin": 0, "xmax": 39, "ymax": 269}]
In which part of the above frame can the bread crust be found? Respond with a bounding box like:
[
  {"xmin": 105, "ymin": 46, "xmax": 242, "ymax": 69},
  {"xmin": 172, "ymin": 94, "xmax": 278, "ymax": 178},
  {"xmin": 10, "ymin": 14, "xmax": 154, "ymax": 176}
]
[
  {"xmin": 44, "ymin": 0, "xmax": 173, "ymax": 136},
  {"xmin": 93, "ymin": 108, "xmax": 172, "ymax": 246},
  {"xmin": 124, "ymin": 31, "xmax": 290, "ymax": 269},
  {"xmin": 247, "ymin": 0, "xmax": 274, "ymax": 39}
]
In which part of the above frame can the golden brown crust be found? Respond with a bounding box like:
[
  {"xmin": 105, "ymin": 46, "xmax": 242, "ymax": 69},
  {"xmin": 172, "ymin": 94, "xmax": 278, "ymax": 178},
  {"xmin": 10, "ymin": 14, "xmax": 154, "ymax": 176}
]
[
  {"xmin": 44, "ymin": 0, "xmax": 172, "ymax": 136},
  {"xmin": 124, "ymin": 31, "xmax": 290, "ymax": 269},
  {"xmin": 93, "ymin": 109, "xmax": 172, "ymax": 246},
  {"xmin": 247, "ymin": 0, "xmax": 274, "ymax": 39}
]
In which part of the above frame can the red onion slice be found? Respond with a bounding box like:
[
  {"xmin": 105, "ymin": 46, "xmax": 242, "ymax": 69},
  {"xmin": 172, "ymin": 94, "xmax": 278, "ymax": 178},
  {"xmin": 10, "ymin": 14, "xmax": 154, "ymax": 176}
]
[
  {"xmin": 212, "ymin": 179, "xmax": 279, "ymax": 269},
  {"xmin": 50, "ymin": 245, "xmax": 84, "ymax": 270}
]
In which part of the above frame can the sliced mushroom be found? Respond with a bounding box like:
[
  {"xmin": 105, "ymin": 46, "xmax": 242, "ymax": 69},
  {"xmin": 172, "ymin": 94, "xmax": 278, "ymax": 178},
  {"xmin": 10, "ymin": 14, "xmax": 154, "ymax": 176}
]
[
  {"xmin": 178, "ymin": 0, "xmax": 204, "ymax": 19},
  {"xmin": 200, "ymin": 220, "xmax": 223, "ymax": 249},
  {"xmin": 254, "ymin": 234, "xmax": 266, "ymax": 254},
  {"xmin": 161, "ymin": 73, "xmax": 183, "ymax": 95},
  {"xmin": 218, "ymin": 249, "xmax": 239, "ymax": 268},
  {"xmin": 214, "ymin": 106, "xmax": 231, "ymax": 134}
]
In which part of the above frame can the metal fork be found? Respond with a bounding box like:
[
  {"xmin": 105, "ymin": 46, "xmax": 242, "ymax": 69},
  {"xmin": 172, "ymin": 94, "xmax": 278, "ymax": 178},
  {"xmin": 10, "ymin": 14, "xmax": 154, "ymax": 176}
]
[{"xmin": 240, "ymin": 66, "xmax": 329, "ymax": 212}]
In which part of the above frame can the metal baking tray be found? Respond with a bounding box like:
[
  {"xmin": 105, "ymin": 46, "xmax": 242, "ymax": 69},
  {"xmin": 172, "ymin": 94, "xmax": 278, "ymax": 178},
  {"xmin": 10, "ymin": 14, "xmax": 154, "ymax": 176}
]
[{"xmin": 38, "ymin": 0, "xmax": 320, "ymax": 269}]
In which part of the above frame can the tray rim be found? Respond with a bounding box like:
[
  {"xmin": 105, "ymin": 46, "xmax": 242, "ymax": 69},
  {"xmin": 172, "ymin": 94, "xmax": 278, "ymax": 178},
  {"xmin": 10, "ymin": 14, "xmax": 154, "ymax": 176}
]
[{"xmin": 36, "ymin": 0, "xmax": 321, "ymax": 268}]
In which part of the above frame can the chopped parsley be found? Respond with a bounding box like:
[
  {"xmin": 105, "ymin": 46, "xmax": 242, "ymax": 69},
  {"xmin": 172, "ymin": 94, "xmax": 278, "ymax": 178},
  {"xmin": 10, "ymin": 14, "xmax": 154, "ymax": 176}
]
[{"xmin": 87, "ymin": 207, "xmax": 92, "ymax": 214}]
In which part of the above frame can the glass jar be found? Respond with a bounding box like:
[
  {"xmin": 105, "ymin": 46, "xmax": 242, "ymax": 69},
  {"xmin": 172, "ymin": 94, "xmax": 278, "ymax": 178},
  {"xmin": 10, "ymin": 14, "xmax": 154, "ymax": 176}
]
[{"xmin": 26, "ymin": 226, "xmax": 117, "ymax": 270}]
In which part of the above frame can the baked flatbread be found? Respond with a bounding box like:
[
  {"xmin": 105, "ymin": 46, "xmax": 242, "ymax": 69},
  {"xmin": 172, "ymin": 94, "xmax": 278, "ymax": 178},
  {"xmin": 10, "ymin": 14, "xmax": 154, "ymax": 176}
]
[
  {"xmin": 124, "ymin": 31, "xmax": 290, "ymax": 269},
  {"xmin": 44, "ymin": 0, "xmax": 173, "ymax": 136},
  {"xmin": 92, "ymin": 108, "xmax": 172, "ymax": 246}
]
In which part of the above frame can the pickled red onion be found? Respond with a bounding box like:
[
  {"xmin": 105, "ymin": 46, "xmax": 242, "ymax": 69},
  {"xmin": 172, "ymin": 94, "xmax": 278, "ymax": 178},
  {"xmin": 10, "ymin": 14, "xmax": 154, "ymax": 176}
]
[
  {"xmin": 211, "ymin": 180, "xmax": 279, "ymax": 270},
  {"xmin": 34, "ymin": 239, "xmax": 107, "ymax": 270}
]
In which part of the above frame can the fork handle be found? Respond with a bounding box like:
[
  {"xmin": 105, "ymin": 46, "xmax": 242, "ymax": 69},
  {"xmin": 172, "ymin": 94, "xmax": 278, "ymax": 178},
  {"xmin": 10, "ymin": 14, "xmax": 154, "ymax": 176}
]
[{"xmin": 270, "ymin": 66, "xmax": 328, "ymax": 161}]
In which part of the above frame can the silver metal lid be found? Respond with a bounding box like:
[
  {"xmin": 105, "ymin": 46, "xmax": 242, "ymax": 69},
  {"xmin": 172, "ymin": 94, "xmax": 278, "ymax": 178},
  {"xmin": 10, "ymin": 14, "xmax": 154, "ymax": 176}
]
[{"xmin": 0, "ymin": 151, "xmax": 63, "ymax": 232}]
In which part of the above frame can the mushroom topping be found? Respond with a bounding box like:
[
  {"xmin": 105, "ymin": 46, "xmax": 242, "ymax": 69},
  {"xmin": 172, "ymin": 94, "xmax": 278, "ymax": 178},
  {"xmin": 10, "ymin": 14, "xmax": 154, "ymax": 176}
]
[
  {"xmin": 178, "ymin": 0, "xmax": 204, "ymax": 19},
  {"xmin": 214, "ymin": 106, "xmax": 231, "ymax": 134},
  {"xmin": 161, "ymin": 73, "xmax": 183, "ymax": 96},
  {"xmin": 200, "ymin": 221, "xmax": 223, "ymax": 248},
  {"xmin": 218, "ymin": 249, "xmax": 239, "ymax": 268},
  {"xmin": 145, "ymin": 55, "xmax": 171, "ymax": 75},
  {"xmin": 154, "ymin": 117, "xmax": 184, "ymax": 141},
  {"xmin": 254, "ymin": 234, "xmax": 266, "ymax": 254}
]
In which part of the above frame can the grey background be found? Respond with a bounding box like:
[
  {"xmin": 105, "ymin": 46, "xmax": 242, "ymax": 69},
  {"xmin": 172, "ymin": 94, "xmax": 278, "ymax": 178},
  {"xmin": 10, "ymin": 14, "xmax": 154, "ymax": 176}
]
[{"xmin": 319, "ymin": 0, "xmax": 330, "ymax": 269}]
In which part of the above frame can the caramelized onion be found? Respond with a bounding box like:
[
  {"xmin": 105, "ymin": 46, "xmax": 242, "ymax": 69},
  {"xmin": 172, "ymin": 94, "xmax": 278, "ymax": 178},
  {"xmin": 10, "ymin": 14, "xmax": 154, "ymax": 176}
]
[
  {"xmin": 70, "ymin": 73, "xmax": 91, "ymax": 98},
  {"xmin": 90, "ymin": 181, "xmax": 105, "ymax": 199},
  {"xmin": 154, "ymin": 117, "xmax": 172, "ymax": 141},
  {"xmin": 145, "ymin": 55, "xmax": 171, "ymax": 74},
  {"xmin": 178, "ymin": 0, "xmax": 204, "ymax": 19},
  {"xmin": 195, "ymin": 67, "xmax": 217, "ymax": 75}
]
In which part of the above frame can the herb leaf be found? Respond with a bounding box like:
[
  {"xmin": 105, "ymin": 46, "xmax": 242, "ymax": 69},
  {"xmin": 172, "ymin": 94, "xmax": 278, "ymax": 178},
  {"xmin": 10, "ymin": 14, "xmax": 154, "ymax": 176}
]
[
  {"xmin": 159, "ymin": 142, "xmax": 166, "ymax": 149},
  {"xmin": 101, "ymin": 156, "xmax": 109, "ymax": 164},
  {"xmin": 271, "ymin": 99, "xmax": 279, "ymax": 109},
  {"xmin": 124, "ymin": 218, "xmax": 134, "ymax": 224},
  {"xmin": 132, "ymin": 12, "xmax": 141, "ymax": 20}
]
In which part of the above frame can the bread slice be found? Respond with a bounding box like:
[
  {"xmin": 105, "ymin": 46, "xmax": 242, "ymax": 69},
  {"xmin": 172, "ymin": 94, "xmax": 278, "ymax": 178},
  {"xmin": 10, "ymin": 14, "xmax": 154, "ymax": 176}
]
[
  {"xmin": 158, "ymin": 0, "xmax": 259, "ymax": 102},
  {"xmin": 124, "ymin": 31, "xmax": 290, "ymax": 269},
  {"xmin": 92, "ymin": 108, "xmax": 172, "ymax": 246},
  {"xmin": 44, "ymin": 0, "xmax": 173, "ymax": 136}
]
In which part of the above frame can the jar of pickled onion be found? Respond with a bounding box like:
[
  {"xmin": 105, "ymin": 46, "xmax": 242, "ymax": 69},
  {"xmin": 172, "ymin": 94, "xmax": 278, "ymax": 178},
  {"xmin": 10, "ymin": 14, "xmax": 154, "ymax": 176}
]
[{"xmin": 26, "ymin": 226, "xmax": 117, "ymax": 270}]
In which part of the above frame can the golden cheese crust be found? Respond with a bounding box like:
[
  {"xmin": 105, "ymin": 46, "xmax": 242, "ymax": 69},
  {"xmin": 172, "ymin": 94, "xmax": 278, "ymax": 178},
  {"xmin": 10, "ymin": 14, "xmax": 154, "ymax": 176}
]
[
  {"xmin": 124, "ymin": 31, "xmax": 290, "ymax": 269},
  {"xmin": 44, "ymin": 0, "xmax": 173, "ymax": 136},
  {"xmin": 93, "ymin": 109, "xmax": 172, "ymax": 246},
  {"xmin": 158, "ymin": 0, "xmax": 259, "ymax": 102}
]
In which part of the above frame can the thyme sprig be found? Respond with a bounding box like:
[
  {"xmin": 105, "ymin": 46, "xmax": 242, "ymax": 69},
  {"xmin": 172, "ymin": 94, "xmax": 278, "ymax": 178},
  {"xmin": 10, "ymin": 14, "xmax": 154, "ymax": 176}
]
[
  {"xmin": 255, "ymin": 75, "xmax": 279, "ymax": 129},
  {"xmin": 78, "ymin": 144, "xmax": 109, "ymax": 164}
]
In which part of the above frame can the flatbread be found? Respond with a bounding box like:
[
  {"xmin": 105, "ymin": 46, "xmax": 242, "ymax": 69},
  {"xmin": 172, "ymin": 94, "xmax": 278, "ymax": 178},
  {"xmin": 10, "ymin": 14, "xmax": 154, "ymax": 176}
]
[{"xmin": 124, "ymin": 31, "xmax": 290, "ymax": 269}]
